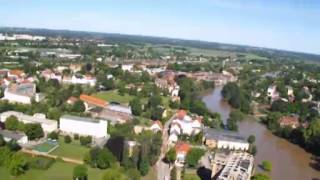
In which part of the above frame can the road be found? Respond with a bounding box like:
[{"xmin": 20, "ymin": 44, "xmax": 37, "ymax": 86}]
[{"xmin": 156, "ymin": 114, "xmax": 176, "ymax": 180}]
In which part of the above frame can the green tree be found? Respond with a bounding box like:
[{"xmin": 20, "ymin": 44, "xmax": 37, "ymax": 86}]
[
  {"xmin": 24, "ymin": 123, "xmax": 44, "ymax": 140},
  {"xmin": 129, "ymin": 98, "xmax": 142, "ymax": 116},
  {"xmin": 102, "ymin": 167, "xmax": 128, "ymax": 180},
  {"xmin": 261, "ymin": 160, "xmax": 272, "ymax": 172},
  {"xmin": 186, "ymin": 148, "xmax": 205, "ymax": 167},
  {"xmin": 80, "ymin": 136, "xmax": 92, "ymax": 147},
  {"xmin": 5, "ymin": 115, "xmax": 19, "ymax": 131},
  {"xmin": 6, "ymin": 153, "xmax": 27, "ymax": 176},
  {"xmin": 165, "ymin": 148, "xmax": 176, "ymax": 164},
  {"xmin": 73, "ymin": 100, "xmax": 86, "ymax": 112},
  {"xmin": 73, "ymin": 165, "xmax": 88, "ymax": 180},
  {"xmin": 126, "ymin": 168, "xmax": 141, "ymax": 180},
  {"xmin": 64, "ymin": 135, "xmax": 72, "ymax": 144},
  {"xmin": 48, "ymin": 131, "xmax": 59, "ymax": 140},
  {"xmin": 0, "ymin": 134, "xmax": 5, "ymax": 146},
  {"xmin": 247, "ymin": 135, "xmax": 256, "ymax": 144},
  {"xmin": 97, "ymin": 148, "xmax": 117, "ymax": 169},
  {"xmin": 138, "ymin": 157, "xmax": 149, "ymax": 176}
]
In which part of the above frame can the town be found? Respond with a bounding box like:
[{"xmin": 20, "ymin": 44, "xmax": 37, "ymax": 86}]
[{"xmin": 0, "ymin": 28, "xmax": 319, "ymax": 180}]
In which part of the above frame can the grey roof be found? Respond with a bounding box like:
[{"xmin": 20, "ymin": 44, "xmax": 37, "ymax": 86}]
[
  {"xmin": 60, "ymin": 115, "xmax": 100, "ymax": 123},
  {"xmin": 204, "ymin": 128, "xmax": 247, "ymax": 143},
  {"xmin": 0, "ymin": 129, "xmax": 26, "ymax": 140}
]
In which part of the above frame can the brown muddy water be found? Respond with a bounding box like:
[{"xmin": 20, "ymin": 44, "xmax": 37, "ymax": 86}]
[{"xmin": 202, "ymin": 86, "xmax": 320, "ymax": 180}]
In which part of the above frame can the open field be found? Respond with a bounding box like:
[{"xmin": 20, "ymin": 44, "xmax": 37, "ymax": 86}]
[
  {"xmin": 93, "ymin": 90, "xmax": 134, "ymax": 105},
  {"xmin": 49, "ymin": 137, "xmax": 89, "ymax": 160},
  {"xmin": 0, "ymin": 162, "xmax": 104, "ymax": 180}
]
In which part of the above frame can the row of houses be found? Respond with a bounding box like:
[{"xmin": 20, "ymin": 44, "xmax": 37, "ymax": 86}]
[{"xmin": 41, "ymin": 69, "xmax": 96, "ymax": 86}]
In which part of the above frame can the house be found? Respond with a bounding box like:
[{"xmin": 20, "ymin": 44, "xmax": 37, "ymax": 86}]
[
  {"xmin": 150, "ymin": 120, "xmax": 163, "ymax": 133},
  {"xmin": 203, "ymin": 128, "xmax": 249, "ymax": 151},
  {"xmin": 7, "ymin": 69, "xmax": 25, "ymax": 79},
  {"xmin": 69, "ymin": 64, "xmax": 82, "ymax": 73},
  {"xmin": 0, "ymin": 111, "xmax": 58, "ymax": 133},
  {"xmin": 2, "ymin": 82, "xmax": 42, "ymax": 104},
  {"xmin": 121, "ymin": 64, "xmax": 134, "ymax": 72},
  {"xmin": 0, "ymin": 129, "xmax": 28, "ymax": 145},
  {"xmin": 267, "ymin": 85, "xmax": 279, "ymax": 102},
  {"xmin": 168, "ymin": 110, "xmax": 203, "ymax": 144},
  {"xmin": 278, "ymin": 116, "xmax": 300, "ymax": 129},
  {"xmin": 41, "ymin": 69, "xmax": 62, "ymax": 82},
  {"xmin": 59, "ymin": 115, "xmax": 108, "ymax": 138},
  {"xmin": 175, "ymin": 142, "xmax": 190, "ymax": 165},
  {"xmin": 80, "ymin": 94, "xmax": 108, "ymax": 110},
  {"xmin": 212, "ymin": 152, "xmax": 254, "ymax": 180},
  {"xmin": 67, "ymin": 96, "xmax": 78, "ymax": 105},
  {"xmin": 62, "ymin": 74, "xmax": 96, "ymax": 86}
]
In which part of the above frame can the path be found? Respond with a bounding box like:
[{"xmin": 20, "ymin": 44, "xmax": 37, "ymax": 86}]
[
  {"xmin": 156, "ymin": 114, "xmax": 176, "ymax": 180},
  {"xmin": 21, "ymin": 148, "xmax": 84, "ymax": 165}
]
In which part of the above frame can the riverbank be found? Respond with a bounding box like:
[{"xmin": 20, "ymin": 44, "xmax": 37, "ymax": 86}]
[{"xmin": 202, "ymin": 86, "xmax": 320, "ymax": 180}]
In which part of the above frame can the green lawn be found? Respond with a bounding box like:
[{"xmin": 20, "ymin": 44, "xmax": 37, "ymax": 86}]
[
  {"xmin": 93, "ymin": 90, "xmax": 134, "ymax": 105},
  {"xmin": 50, "ymin": 137, "xmax": 89, "ymax": 160},
  {"xmin": 0, "ymin": 162, "xmax": 105, "ymax": 180}
]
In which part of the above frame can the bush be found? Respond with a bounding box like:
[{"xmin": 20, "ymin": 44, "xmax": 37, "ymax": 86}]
[
  {"xmin": 64, "ymin": 135, "xmax": 72, "ymax": 144},
  {"xmin": 48, "ymin": 131, "xmax": 59, "ymax": 140},
  {"xmin": 28, "ymin": 156, "xmax": 55, "ymax": 170},
  {"xmin": 74, "ymin": 134, "xmax": 79, "ymax": 140},
  {"xmin": 73, "ymin": 165, "xmax": 88, "ymax": 180},
  {"xmin": 261, "ymin": 160, "xmax": 272, "ymax": 172},
  {"xmin": 80, "ymin": 136, "xmax": 92, "ymax": 147}
]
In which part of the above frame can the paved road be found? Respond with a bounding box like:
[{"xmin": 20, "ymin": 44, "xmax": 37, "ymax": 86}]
[{"xmin": 156, "ymin": 114, "xmax": 176, "ymax": 180}]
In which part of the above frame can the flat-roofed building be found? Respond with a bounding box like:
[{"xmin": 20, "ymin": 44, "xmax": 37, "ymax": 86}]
[
  {"xmin": 0, "ymin": 111, "xmax": 58, "ymax": 133},
  {"xmin": 59, "ymin": 115, "xmax": 108, "ymax": 138},
  {"xmin": 215, "ymin": 152, "xmax": 254, "ymax": 180},
  {"xmin": 2, "ymin": 82, "xmax": 43, "ymax": 104},
  {"xmin": 0, "ymin": 129, "xmax": 28, "ymax": 145},
  {"xmin": 203, "ymin": 128, "xmax": 249, "ymax": 151}
]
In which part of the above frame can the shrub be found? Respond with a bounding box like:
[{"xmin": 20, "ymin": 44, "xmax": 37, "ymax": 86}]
[
  {"xmin": 64, "ymin": 135, "xmax": 72, "ymax": 144},
  {"xmin": 28, "ymin": 156, "xmax": 55, "ymax": 170},
  {"xmin": 80, "ymin": 136, "xmax": 92, "ymax": 147},
  {"xmin": 262, "ymin": 160, "xmax": 272, "ymax": 172},
  {"xmin": 48, "ymin": 132, "xmax": 59, "ymax": 140},
  {"xmin": 74, "ymin": 134, "xmax": 79, "ymax": 140}
]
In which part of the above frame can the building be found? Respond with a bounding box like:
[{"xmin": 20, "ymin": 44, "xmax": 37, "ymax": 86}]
[
  {"xmin": 0, "ymin": 111, "xmax": 58, "ymax": 133},
  {"xmin": 62, "ymin": 74, "xmax": 96, "ymax": 86},
  {"xmin": 106, "ymin": 104, "xmax": 132, "ymax": 115},
  {"xmin": 168, "ymin": 110, "xmax": 202, "ymax": 144},
  {"xmin": 175, "ymin": 142, "xmax": 191, "ymax": 165},
  {"xmin": 121, "ymin": 64, "xmax": 134, "ymax": 72},
  {"xmin": 203, "ymin": 128, "xmax": 249, "ymax": 151},
  {"xmin": 267, "ymin": 85, "xmax": 280, "ymax": 102},
  {"xmin": 41, "ymin": 69, "xmax": 62, "ymax": 82},
  {"xmin": 80, "ymin": 94, "xmax": 108, "ymax": 110},
  {"xmin": 2, "ymin": 83, "xmax": 42, "ymax": 104},
  {"xmin": 59, "ymin": 115, "xmax": 108, "ymax": 138},
  {"xmin": 278, "ymin": 115, "xmax": 300, "ymax": 129},
  {"xmin": 213, "ymin": 152, "xmax": 254, "ymax": 180},
  {"xmin": 150, "ymin": 120, "xmax": 163, "ymax": 133},
  {"xmin": 0, "ymin": 129, "xmax": 28, "ymax": 145}
]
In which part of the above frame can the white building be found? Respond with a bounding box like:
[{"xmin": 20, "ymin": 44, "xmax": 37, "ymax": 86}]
[
  {"xmin": 0, "ymin": 129, "xmax": 28, "ymax": 145},
  {"xmin": 0, "ymin": 111, "xmax": 58, "ymax": 133},
  {"xmin": 169, "ymin": 110, "xmax": 202, "ymax": 144},
  {"xmin": 62, "ymin": 74, "xmax": 96, "ymax": 86},
  {"xmin": 121, "ymin": 64, "xmax": 134, "ymax": 72},
  {"xmin": 203, "ymin": 128, "xmax": 249, "ymax": 151},
  {"xmin": 2, "ymin": 83, "xmax": 42, "ymax": 104},
  {"xmin": 59, "ymin": 115, "xmax": 108, "ymax": 138}
]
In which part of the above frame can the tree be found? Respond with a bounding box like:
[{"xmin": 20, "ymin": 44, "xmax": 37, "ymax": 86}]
[
  {"xmin": 64, "ymin": 135, "xmax": 72, "ymax": 143},
  {"xmin": 102, "ymin": 167, "xmax": 128, "ymax": 180},
  {"xmin": 247, "ymin": 135, "xmax": 256, "ymax": 144},
  {"xmin": 24, "ymin": 123, "xmax": 44, "ymax": 140},
  {"xmin": 138, "ymin": 157, "xmax": 149, "ymax": 176},
  {"xmin": 186, "ymin": 148, "xmax": 205, "ymax": 167},
  {"xmin": 73, "ymin": 100, "xmax": 85, "ymax": 112},
  {"xmin": 73, "ymin": 165, "xmax": 88, "ymax": 180},
  {"xmin": 80, "ymin": 136, "xmax": 92, "ymax": 147},
  {"xmin": 6, "ymin": 140, "xmax": 21, "ymax": 151},
  {"xmin": 74, "ymin": 134, "xmax": 79, "ymax": 140},
  {"xmin": 5, "ymin": 115, "xmax": 19, "ymax": 131},
  {"xmin": 165, "ymin": 148, "xmax": 176, "ymax": 164},
  {"xmin": 227, "ymin": 118, "xmax": 238, "ymax": 131},
  {"xmin": 0, "ymin": 134, "xmax": 5, "ymax": 146},
  {"xmin": 252, "ymin": 173, "xmax": 271, "ymax": 180},
  {"xmin": 129, "ymin": 98, "xmax": 142, "ymax": 116},
  {"xmin": 261, "ymin": 160, "xmax": 272, "ymax": 172},
  {"xmin": 48, "ymin": 131, "xmax": 59, "ymax": 140},
  {"xmin": 6, "ymin": 153, "xmax": 28, "ymax": 176},
  {"xmin": 97, "ymin": 148, "xmax": 117, "ymax": 169},
  {"xmin": 126, "ymin": 168, "xmax": 141, "ymax": 180}
]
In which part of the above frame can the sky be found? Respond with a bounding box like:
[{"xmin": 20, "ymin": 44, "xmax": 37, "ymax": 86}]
[{"xmin": 1, "ymin": 0, "xmax": 320, "ymax": 54}]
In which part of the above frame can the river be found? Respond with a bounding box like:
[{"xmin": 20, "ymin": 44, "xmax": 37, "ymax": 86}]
[{"xmin": 202, "ymin": 86, "xmax": 320, "ymax": 180}]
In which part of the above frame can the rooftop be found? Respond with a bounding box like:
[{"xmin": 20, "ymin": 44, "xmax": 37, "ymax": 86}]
[
  {"xmin": 1, "ymin": 111, "xmax": 56, "ymax": 126},
  {"xmin": 60, "ymin": 115, "xmax": 101, "ymax": 123},
  {"xmin": 204, "ymin": 128, "xmax": 247, "ymax": 143},
  {"xmin": 0, "ymin": 129, "xmax": 26, "ymax": 140}
]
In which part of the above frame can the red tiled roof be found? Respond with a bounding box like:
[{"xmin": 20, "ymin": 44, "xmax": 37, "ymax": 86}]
[
  {"xmin": 9, "ymin": 69, "xmax": 24, "ymax": 77},
  {"xmin": 175, "ymin": 142, "xmax": 190, "ymax": 153},
  {"xmin": 177, "ymin": 110, "xmax": 187, "ymax": 120},
  {"xmin": 80, "ymin": 94, "xmax": 107, "ymax": 108},
  {"xmin": 278, "ymin": 116, "xmax": 300, "ymax": 127}
]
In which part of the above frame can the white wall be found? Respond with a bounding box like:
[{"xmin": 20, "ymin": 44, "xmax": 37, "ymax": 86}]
[{"xmin": 59, "ymin": 117, "xmax": 108, "ymax": 138}]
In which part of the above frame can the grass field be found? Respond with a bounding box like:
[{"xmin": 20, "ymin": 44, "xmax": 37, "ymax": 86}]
[
  {"xmin": 0, "ymin": 162, "xmax": 105, "ymax": 180},
  {"xmin": 93, "ymin": 90, "xmax": 134, "ymax": 105},
  {"xmin": 49, "ymin": 137, "xmax": 89, "ymax": 160}
]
